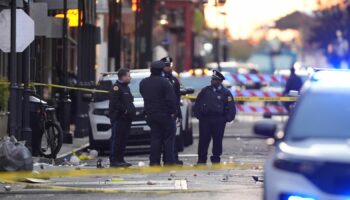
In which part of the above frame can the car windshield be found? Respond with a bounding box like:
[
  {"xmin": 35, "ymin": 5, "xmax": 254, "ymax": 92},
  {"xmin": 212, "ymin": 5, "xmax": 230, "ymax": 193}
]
[
  {"xmin": 129, "ymin": 77, "xmax": 143, "ymax": 98},
  {"xmin": 180, "ymin": 76, "xmax": 211, "ymax": 90},
  {"xmin": 285, "ymin": 91, "xmax": 350, "ymax": 140},
  {"xmin": 93, "ymin": 75, "xmax": 144, "ymax": 102}
]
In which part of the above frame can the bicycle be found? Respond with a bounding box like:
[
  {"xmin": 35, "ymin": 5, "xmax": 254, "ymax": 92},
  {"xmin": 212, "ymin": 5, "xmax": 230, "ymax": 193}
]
[{"xmin": 30, "ymin": 95, "xmax": 63, "ymax": 159}]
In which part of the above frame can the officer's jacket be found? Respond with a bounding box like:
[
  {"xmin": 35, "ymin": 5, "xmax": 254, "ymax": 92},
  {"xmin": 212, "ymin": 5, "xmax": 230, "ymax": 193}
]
[
  {"xmin": 165, "ymin": 74, "xmax": 182, "ymax": 119},
  {"xmin": 139, "ymin": 75, "xmax": 177, "ymax": 116},
  {"xmin": 194, "ymin": 85, "xmax": 236, "ymax": 122},
  {"xmin": 283, "ymin": 74, "xmax": 303, "ymax": 96},
  {"xmin": 108, "ymin": 81, "xmax": 136, "ymax": 123}
]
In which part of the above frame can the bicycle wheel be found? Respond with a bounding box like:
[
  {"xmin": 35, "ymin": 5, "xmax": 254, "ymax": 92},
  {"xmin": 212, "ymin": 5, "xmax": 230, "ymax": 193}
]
[{"xmin": 39, "ymin": 122, "xmax": 63, "ymax": 159}]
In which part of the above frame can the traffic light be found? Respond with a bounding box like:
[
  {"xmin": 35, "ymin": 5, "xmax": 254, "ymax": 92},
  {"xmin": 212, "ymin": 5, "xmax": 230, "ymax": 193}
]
[{"xmin": 131, "ymin": 0, "xmax": 140, "ymax": 12}]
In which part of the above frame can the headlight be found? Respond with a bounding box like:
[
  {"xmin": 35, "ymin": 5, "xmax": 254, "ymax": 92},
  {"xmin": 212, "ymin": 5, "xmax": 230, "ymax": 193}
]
[
  {"xmin": 273, "ymin": 155, "xmax": 323, "ymax": 174},
  {"xmin": 93, "ymin": 109, "xmax": 109, "ymax": 116},
  {"xmin": 280, "ymin": 193, "xmax": 317, "ymax": 200}
]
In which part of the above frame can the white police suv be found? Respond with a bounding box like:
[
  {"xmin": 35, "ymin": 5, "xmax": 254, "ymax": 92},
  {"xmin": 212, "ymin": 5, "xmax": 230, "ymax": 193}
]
[
  {"xmin": 254, "ymin": 70, "xmax": 350, "ymax": 200},
  {"xmin": 88, "ymin": 69, "xmax": 194, "ymax": 153}
]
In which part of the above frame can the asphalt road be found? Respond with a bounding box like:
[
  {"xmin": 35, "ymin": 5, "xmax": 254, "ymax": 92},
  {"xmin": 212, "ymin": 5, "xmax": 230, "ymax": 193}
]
[{"xmin": 0, "ymin": 115, "xmax": 286, "ymax": 200}]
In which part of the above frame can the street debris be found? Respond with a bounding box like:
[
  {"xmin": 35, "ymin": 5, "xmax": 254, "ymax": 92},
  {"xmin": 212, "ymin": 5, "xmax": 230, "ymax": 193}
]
[
  {"xmin": 3, "ymin": 185, "xmax": 11, "ymax": 192},
  {"xmin": 228, "ymin": 156, "xmax": 234, "ymax": 164},
  {"xmin": 138, "ymin": 161, "xmax": 146, "ymax": 167},
  {"xmin": 252, "ymin": 176, "xmax": 264, "ymax": 183},
  {"xmin": 69, "ymin": 155, "xmax": 80, "ymax": 166},
  {"xmin": 0, "ymin": 136, "xmax": 33, "ymax": 172},
  {"xmin": 97, "ymin": 159, "xmax": 103, "ymax": 168},
  {"xmin": 147, "ymin": 180, "xmax": 157, "ymax": 185},
  {"xmin": 20, "ymin": 178, "xmax": 51, "ymax": 184},
  {"xmin": 89, "ymin": 150, "xmax": 98, "ymax": 158}
]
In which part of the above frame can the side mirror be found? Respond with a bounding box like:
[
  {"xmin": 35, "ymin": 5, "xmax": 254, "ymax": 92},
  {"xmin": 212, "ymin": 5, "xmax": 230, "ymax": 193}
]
[
  {"xmin": 185, "ymin": 88, "xmax": 195, "ymax": 95},
  {"xmin": 253, "ymin": 119, "xmax": 277, "ymax": 138},
  {"xmin": 82, "ymin": 93, "xmax": 93, "ymax": 102},
  {"xmin": 180, "ymin": 88, "xmax": 195, "ymax": 95}
]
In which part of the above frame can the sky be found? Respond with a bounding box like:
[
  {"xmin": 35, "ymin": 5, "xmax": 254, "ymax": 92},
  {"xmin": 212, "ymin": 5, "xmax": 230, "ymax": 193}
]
[{"xmin": 204, "ymin": 0, "xmax": 319, "ymax": 39}]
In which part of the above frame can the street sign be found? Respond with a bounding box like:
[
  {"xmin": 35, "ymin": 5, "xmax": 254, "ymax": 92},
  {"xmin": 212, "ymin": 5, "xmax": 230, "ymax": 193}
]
[{"xmin": 0, "ymin": 9, "xmax": 35, "ymax": 53}]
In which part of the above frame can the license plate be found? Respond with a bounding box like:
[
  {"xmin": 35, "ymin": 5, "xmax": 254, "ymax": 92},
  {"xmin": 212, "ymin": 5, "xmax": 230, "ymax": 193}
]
[{"xmin": 130, "ymin": 128, "xmax": 143, "ymax": 135}]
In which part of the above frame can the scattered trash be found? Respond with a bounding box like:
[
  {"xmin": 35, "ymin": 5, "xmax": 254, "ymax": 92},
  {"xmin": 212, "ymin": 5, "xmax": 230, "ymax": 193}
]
[
  {"xmin": 193, "ymin": 174, "xmax": 197, "ymax": 177},
  {"xmin": 78, "ymin": 153, "xmax": 91, "ymax": 161},
  {"xmin": 236, "ymin": 137, "xmax": 241, "ymax": 141},
  {"xmin": 89, "ymin": 150, "xmax": 98, "ymax": 158},
  {"xmin": 168, "ymin": 178, "xmax": 172, "ymax": 181},
  {"xmin": 69, "ymin": 155, "xmax": 80, "ymax": 166},
  {"xmin": 4, "ymin": 185, "xmax": 11, "ymax": 192},
  {"xmin": 228, "ymin": 156, "xmax": 234, "ymax": 164},
  {"xmin": 170, "ymin": 171, "xmax": 176, "ymax": 177},
  {"xmin": 97, "ymin": 159, "xmax": 103, "ymax": 168},
  {"xmin": 252, "ymin": 176, "xmax": 264, "ymax": 183},
  {"xmin": 223, "ymin": 161, "xmax": 227, "ymax": 165},
  {"xmin": 0, "ymin": 136, "xmax": 33, "ymax": 171},
  {"xmin": 147, "ymin": 180, "xmax": 156, "ymax": 185},
  {"xmin": 222, "ymin": 175, "xmax": 229, "ymax": 182},
  {"xmin": 138, "ymin": 161, "xmax": 146, "ymax": 167},
  {"xmin": 20, "ymin": 178, "xmax": 51, "ymax": 184}
]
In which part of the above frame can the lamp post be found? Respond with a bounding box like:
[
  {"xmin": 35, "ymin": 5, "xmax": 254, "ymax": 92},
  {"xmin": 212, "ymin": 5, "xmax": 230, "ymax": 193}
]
[
  {"xmin": 9, "ymin": 0, "xmax": 19, "ymax": 138},
  {"xmin": 61, "ymin": 0, "xmax": 73, "ymax": 144}
]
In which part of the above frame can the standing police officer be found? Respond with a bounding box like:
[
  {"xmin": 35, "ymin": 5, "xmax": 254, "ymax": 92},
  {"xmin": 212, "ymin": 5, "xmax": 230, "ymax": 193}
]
[
  {"xmin": 160, "ymin": 56, "xmax": 183, "ymax": 165},
  {"xmin": 109, "ymin": 68, "xmax": 136, "ymax": 167},
  {"xmin": 194, "ymin": 70, "xmax": 236, "ymax": 164},
  {"xmin": 140, "ymin": 61, "xmax": 178, "ymax": 166}
]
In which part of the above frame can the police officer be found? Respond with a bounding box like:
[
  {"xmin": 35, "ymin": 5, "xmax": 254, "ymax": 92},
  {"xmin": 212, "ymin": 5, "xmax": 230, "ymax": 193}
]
[
  {"xmin": 194, "ymin": 70, "xmax": 236, "ymax": 164},
  {"xmin": 139, "ymin": 61, "xmax": 177, "ymax": 166},
  {"xmin": 109, "ymin": 68, "xmax": 136, "ymax": 167},
  {"xmin": 160, "ymin": 56, "xmax": 183, "ymax": 165},
  {"xmin": 283, "ymin": 67, "xmax": 303, "ymax": 112}
]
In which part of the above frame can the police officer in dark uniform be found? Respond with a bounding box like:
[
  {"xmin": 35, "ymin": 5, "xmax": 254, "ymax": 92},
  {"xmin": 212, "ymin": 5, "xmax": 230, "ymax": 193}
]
[
  {"xmin": 139, "ymin": 61, "xmax": 177, "ymax": 166},
  {"xmin": 194, "ymin": 70, "xmax": 236, "ymax": 164},
  {"xmin": 283, "ymin": 67, "xmax": 303, "ymax": 112},
  {"xmin": 160, "ymin": 56, "xmax": 183, "ymax": 165},
  {"xmin": 109, "ymin": 68, "xmax": 136, "ymax": 167}
]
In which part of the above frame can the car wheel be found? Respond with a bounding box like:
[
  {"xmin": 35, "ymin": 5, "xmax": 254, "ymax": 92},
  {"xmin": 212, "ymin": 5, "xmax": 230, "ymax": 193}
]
[{"xmin": 184, "ymin": 110, "xmax": 193, "ymax": 146}]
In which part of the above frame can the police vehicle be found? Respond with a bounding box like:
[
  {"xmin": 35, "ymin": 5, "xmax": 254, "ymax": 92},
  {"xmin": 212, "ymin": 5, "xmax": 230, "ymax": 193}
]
[
  {"xmin": 88, "ymin": 69, "xmax": 194, "ymax": 153},
  {"xmin": 254, "ymin": 70, "xmax": 350, "ymax": 200}
]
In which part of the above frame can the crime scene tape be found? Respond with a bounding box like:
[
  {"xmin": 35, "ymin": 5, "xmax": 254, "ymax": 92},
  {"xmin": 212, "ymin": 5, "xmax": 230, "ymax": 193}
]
[
  {"xmin": 183, "ymin": 95, "xmax": 297, "ymax": 102},
  {"xmin": 0, "ymin": 163, "xmax": 259, "ymax": 181},
  {"xmin": 0, "ymin": 81, "xmax": 297, "ymax": 102},
  {"xmin": 0, "ymin": 178, "xmax": 242, "ymax": 195}
]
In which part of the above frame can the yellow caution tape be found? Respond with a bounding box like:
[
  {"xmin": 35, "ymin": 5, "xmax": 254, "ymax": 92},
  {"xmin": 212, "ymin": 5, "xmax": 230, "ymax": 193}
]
[
  {"xmin": 0, "ymin": 81, "xmax": 298, "ymax": 102},
  {"xmin": 0, "ymin": 178, "xmax": 237, "ymax": 194},
  {"xmin": 183, "ymin": 95, "xmax": 297, "ymax": 102},
  {"xmin": 0, "ymin": 163, "xmax": 261, "ymax": 194},
  {"xmin": 0, "ymin": 163, "xmax": 258, "ymax": 181},
  {"xmin": 31, "ymin": 82, "xmax": 109, "ymax": 93}
]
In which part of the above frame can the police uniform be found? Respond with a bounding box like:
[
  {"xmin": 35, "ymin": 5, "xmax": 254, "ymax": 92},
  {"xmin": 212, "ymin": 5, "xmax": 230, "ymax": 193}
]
[
  {"xmin": 139, "ymin": 61, "xmax": 178, "ymax": 166},
  {"xmin": 194, "ymin": 70, "xmax": 236, "ymax": 164},
  {"xmin": 109, "ymin": 80, "xmax": 136, "ymax": 167},
  {"xmin": 161, "ymin": 56, "xmax": 183, "ymax": 165}
]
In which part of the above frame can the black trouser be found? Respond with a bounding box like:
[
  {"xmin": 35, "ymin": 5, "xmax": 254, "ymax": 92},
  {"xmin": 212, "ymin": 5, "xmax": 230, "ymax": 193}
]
[
  {"xmin": 146, "ymin": 113, "xmax": 176, "ymax": 165},
  {"xmin": 109, "ymin": 119, "xmax": 132, "ymax": 163},
  {"xmin": 197, "ymin": 116, "xmax": 226, "ymax": 164},
  {"xmin": 163, "ymin": 120, "xmax": 179, "ymax": 163}
]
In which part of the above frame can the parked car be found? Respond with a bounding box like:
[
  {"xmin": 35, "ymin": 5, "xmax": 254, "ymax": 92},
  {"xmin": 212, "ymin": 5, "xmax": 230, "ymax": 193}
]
[
  {"xmin": 254, "ymin": 70, "xmax": 350, "ymax": 200},
  {"xmin": 88, "ymin": 69, "xmax": 194, "ymax": 153}
]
